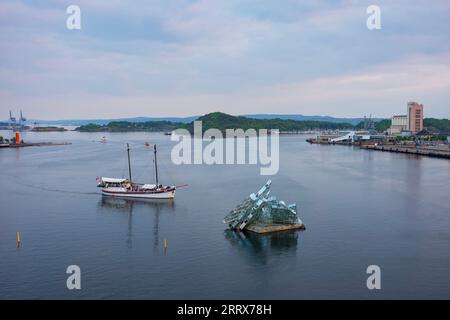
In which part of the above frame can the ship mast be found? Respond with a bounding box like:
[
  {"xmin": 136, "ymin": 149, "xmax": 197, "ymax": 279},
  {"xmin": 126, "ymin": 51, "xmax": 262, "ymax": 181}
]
[
  {"xmin": 154, "ymin": 144, "xmax": 159, "ymax": 187},
  {"xmin": 127, "ymin": 143, "xmax": 132, "ymax": 183}
]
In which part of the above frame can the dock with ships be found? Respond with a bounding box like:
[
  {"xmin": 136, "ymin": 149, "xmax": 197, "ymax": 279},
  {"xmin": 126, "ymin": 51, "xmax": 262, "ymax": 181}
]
[
  {"xmin": 307, "ymin": 133, "xmax": 450, "ymax": 159},
  {"xmin": 306, "ymin": 102, "xmax": 450, "ymax": 160}
]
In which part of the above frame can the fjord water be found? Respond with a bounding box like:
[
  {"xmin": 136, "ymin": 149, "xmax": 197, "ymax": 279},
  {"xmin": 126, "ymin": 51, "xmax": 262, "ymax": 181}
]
[{"xmin": 1, "ymin": 130, "xmax": 450, "ymax": 299}]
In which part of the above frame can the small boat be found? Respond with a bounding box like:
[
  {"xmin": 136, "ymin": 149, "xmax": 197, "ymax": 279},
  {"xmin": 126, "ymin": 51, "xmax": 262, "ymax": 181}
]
[
  {"xmin": 164, "ymin": 132, "xmax": 172, "ymax": 136},
  {"xmin": 100, "ymin": 136, "xmax": 107, "ymax": 143},
  {"xmin": 97, "ymin": 144, "xmax": 176, "ymax": 199}
]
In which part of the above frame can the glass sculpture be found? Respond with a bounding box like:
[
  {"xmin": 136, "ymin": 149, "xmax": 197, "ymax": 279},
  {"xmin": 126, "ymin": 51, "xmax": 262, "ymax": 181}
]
[{"xmin": 223, "ymin": 180, "xmax": 302, "ymax": 231}]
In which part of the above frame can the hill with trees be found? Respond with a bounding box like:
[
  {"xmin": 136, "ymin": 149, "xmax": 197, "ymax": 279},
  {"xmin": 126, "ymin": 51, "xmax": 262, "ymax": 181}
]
[
  {"xmin": 180, "ymin": 112, "xmax": 355, "ymax": 133},
  {"xmin": 424, "ymin": 118, "xmax": 450, "ymax": 134},
  {"xmin": 75, "ymin": 121, "xmax": 180, "ymax": 132}
]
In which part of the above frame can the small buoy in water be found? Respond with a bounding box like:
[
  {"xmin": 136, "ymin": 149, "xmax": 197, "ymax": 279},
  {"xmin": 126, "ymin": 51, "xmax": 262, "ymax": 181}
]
[
  {"xmin": 145, "ymin": 142, "xmax": 150, "ymax": 147},
  {"xmin": 17, "ymin": 231, "xmax": 21, "ymax": 248}
]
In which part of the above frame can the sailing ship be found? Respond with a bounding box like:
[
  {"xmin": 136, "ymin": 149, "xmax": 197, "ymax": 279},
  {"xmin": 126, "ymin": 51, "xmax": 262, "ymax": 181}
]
[{"xmin": 97, "ymin": 144, "xmax": 176, "ymax": 199}]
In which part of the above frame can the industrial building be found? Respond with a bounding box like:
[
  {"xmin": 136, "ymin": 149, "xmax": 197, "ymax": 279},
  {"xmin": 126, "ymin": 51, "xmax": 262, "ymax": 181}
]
[
  {"xmin": 390, "ymin": 115, "xmax": 409, "ymax": 134},
  {"xmin": 389, "ymin": 102, "xmax": 424, "ymax": 135},
  {"xmin": 408, "ymin": 102, "xmax": 424, "ymax": 133}
]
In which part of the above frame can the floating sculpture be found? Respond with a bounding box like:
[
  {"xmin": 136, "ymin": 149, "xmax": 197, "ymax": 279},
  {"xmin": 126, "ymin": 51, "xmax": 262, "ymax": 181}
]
[{"xmin": 223, "ymin": 180, "xmax": 305, "ymax": 233}]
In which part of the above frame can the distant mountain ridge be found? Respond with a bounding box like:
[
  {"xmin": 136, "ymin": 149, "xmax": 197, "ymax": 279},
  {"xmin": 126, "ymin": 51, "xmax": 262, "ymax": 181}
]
[
  {"xmin": 21, "ymin": 116, "xmax": 198, "ymax": 126},
  {"xmin": 16, "ymin": 114, "xmax": 384, "ymax": 126}
]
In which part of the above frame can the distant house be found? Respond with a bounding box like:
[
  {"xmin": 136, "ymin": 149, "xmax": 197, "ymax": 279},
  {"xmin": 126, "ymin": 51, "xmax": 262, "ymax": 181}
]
[{"xmin": 415, "ymin": 129, "xmax": 433, "ymax": 137}]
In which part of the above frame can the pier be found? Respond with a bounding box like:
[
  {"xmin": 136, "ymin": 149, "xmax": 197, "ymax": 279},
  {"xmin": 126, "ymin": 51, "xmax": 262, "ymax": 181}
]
[
  {"xmin": 1, "ymin": 130, "xmax": 71, "ymax": 148},
  {"xmin": 307, "ymin": 137, "xmax": 450, "ymax": 159},
  {"xmin": 306, "ymin": 138, "xmax": 354, "ymax": 146},
  {"xmin": 360, "ymin": 144, "xmax": 450, "ymax": 159},
  {"xmin": 0, "ymin": 142, "xmax": 71, "ymax": 148}
]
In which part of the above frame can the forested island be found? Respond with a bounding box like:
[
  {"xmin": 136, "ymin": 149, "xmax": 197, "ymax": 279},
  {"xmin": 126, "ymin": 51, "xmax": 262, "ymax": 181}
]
[
  {"xmin": 31, "ymin": 126, "xmax": 67, "ymax": 132},
  {"xmin": 75, "ymin": 120, "xmax": 180, "ymax": 132},
  {"xmin": 74, "ymin": 112, "xmax": 450, "ymax": 134}
]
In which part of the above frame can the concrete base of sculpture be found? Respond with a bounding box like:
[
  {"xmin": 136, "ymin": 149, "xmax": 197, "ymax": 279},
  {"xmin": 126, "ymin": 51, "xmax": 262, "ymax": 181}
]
[{"xmin": 245, "ymin": 222, "xmax": 305, "ymax": 234}]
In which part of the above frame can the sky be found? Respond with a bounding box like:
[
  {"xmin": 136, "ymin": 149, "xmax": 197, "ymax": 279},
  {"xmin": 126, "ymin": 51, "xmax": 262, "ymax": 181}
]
[{"xmin": 1, "ymin": 0, "xmax": 450, "ymax": 120}]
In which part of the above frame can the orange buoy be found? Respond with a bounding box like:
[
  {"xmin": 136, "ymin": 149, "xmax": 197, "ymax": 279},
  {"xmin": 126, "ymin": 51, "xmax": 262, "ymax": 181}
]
[{"xmin": 15, "ymin": 132, "xmax": 20, "ymax": 144}]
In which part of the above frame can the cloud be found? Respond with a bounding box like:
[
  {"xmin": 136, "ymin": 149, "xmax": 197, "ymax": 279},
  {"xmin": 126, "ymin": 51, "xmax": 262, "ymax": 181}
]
[
  {"xmin": 3, "ymin": 53, "xmax": 449, "ymax": 119},
  {"xmin": 1, "ymin": 0, "xmax": 450, "ymax": 118}
]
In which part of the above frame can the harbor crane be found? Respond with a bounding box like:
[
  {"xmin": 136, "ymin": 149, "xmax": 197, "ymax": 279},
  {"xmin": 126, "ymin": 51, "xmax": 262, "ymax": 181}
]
[
  {"xmin": 8, "ymin": 110, "xmax": 26, "ymax": 131},
  {"xmin": 9, "ymin": 110, "xmax": 16, "ymax": 123},
  {"xmin": 19, "ymin": 110, "xmax": 26, "ymax": 131},
  {"xmin": 9, "ymin": 110, "xmax": 16, "ymax": 131},
  {"xmin": 20, "ymin": 110, "xmax": 26, "ymax": 123}
]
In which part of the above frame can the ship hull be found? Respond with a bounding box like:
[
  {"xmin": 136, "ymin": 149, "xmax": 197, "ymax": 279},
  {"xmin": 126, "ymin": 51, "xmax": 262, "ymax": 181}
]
[{"xmin": 102, "ymin": 188, "xmax": 176, "ymax": 199}]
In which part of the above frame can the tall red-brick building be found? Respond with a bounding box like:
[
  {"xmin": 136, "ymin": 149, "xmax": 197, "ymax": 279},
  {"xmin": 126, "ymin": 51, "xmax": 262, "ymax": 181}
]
[{"xmin": 407, "ymin": 102, "xmax": 424, "ymax": 133}]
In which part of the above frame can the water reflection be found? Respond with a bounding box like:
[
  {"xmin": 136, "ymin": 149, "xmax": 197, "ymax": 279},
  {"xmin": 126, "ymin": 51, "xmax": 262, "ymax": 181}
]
[
  {"xmin": 97, "ymin": 196, "xmax": 175, "ymax": 248},
  {"xmin": 98, "ymin": 196, "xmax": 175, "ymax": 210},
  {"xmin": 224, "ymin": 229, "xmax": 301, "ymax": 264}
]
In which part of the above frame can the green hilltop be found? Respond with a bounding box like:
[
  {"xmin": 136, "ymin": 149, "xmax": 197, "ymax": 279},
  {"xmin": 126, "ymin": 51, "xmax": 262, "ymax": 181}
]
[{"xmin": 180, "ymin": 112, "xmax": 355, "ymax": 133}]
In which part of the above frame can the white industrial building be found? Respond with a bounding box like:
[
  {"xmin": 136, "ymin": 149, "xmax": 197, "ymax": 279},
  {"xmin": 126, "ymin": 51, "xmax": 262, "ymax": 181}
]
[{"xmin": 389, "ymin": 115, "xmax": 409, "ymax": 134}]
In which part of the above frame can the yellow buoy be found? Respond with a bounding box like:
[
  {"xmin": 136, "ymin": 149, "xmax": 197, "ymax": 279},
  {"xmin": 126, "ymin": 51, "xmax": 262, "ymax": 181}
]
[{"xmin": 17, "ymin": 231, "xmax": 21, "ymax": 247}]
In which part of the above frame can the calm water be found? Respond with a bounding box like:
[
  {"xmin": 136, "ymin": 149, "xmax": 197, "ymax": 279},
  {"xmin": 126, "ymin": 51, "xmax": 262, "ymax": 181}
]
[{"xmin": 1, "ymin": 130, "xmax": 450, "ymax": 299}]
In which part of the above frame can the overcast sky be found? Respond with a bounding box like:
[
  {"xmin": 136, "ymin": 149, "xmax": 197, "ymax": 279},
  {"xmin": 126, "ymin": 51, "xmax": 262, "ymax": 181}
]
[{"xmin": 1, "ymin": 0, "xmax": 450, "ymax": 120}]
